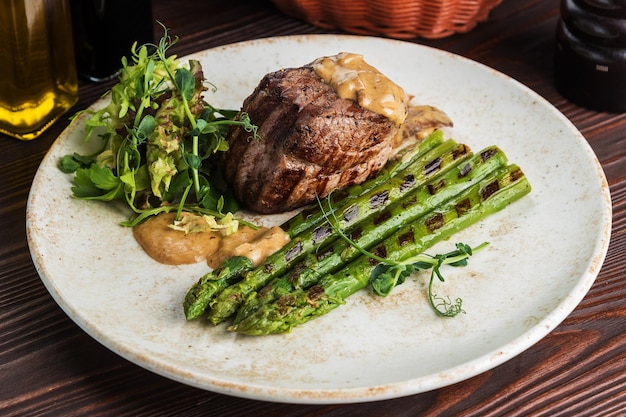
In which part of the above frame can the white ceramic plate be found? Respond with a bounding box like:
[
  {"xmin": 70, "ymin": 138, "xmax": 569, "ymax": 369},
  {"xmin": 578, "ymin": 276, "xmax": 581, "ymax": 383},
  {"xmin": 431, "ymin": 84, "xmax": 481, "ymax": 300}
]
[{"xmin": 27, "ymin": 35, "xmax": 612, "ymax": 404}]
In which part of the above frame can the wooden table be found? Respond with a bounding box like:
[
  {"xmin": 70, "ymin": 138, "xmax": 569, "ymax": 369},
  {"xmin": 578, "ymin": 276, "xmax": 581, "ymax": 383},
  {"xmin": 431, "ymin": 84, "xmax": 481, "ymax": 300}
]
[{"xmin": 2, "ymin": 0, "xmax": 625, "ymax": 415}]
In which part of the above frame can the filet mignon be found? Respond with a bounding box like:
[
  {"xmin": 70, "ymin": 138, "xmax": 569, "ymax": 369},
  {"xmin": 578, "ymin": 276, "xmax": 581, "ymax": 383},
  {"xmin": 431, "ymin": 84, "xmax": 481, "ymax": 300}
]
[{"xmin": 221, "ymin": 57, "xmax": 451, "ymax": 214}]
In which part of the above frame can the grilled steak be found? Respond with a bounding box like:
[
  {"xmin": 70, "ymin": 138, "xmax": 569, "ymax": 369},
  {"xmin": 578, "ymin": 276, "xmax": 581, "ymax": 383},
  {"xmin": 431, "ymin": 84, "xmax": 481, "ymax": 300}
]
[
  {"xmin": 222, "ymin": 58, "xmax": 452, "ymax": 214},
  {"xmin": 221, "ymin": 66, "xmax": 398, "ymax": 214}
]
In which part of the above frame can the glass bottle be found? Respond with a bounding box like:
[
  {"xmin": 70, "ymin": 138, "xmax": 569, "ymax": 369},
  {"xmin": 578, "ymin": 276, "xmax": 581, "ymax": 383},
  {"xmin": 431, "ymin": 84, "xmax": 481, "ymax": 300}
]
[
  {"xmin": 0, "ymin": 0, "xmax": 79, "ymax": 140},
  {"xmin": 70, "ymin": 0, "xmax": 154, "ymax": 82}
]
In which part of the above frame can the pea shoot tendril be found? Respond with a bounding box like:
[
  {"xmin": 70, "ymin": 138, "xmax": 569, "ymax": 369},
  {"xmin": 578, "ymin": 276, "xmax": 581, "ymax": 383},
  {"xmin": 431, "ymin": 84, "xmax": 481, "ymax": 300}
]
[{"xmin": 316, "ymin": 192, "xmax": 488, "ymax": 317}]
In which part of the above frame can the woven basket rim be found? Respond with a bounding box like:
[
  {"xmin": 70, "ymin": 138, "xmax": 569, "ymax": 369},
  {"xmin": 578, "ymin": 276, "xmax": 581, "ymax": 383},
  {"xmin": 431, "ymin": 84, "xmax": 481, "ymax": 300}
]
[{"xmin": 272, "ymin": 0, "xmax": 503, "ymax": 39}]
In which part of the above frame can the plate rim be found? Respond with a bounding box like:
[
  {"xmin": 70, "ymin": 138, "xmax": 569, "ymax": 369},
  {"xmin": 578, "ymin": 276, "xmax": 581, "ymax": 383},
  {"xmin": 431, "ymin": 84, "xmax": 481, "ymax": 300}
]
[{"xmin": 26, "ymin": 34, "xmax": 613, "ymax": 404}]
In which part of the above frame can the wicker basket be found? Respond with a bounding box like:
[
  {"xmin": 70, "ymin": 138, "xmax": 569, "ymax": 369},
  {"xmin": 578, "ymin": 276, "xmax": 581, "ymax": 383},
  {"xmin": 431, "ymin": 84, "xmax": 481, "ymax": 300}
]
[{"xmin": 272, "ymin": 0, "xmax": 502, "ymax": 39}]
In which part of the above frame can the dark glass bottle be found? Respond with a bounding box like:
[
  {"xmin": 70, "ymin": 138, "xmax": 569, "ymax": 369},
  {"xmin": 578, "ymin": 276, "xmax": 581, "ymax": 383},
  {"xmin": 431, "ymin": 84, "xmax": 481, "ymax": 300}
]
[
  {"xmin": 555, "ymin": 0, "xmax": 626, "ymax": 112},
  {"xmin": 70, "ymin": 0, "xmax": 154, "ymax": 82}
]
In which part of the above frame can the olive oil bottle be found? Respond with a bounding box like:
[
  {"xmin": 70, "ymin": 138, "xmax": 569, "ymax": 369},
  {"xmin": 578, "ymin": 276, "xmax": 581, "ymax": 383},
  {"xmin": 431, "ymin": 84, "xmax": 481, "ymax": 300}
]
[{"xmin": 0, "ymin": 0, "xmax": 78, "ymax": 140}]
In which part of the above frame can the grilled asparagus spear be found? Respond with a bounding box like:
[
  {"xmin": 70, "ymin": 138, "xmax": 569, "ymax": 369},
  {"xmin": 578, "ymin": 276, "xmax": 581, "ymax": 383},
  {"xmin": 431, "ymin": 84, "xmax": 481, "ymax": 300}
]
[
  {"xmin": 205, "ymin": 140, "xmax": 472, "ymax": 324},
  {"xmin": 231, "ymin": 146, "xmax": 508, "ymax": 325},
  {"xmin": 184, "ymin": 134, "xmax": 464, "ymax": 320},
  {"xmin": 183, "ymin": 256, "xmax": 253, "ymax": 320},
  {"xmin": 230, "ymin": 164, "xmax": 531, "ymax": 335},
  {"xmin": 282, "ymin": 130, "xmax": 446, "ymax": 238}
]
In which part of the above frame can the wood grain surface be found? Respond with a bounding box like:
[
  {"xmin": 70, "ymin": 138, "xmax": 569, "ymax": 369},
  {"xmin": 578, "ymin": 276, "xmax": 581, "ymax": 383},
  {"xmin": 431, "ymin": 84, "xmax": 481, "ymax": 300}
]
[{"xmin": 1, "ymin": 0, "xmax": 625, "ymax": 415}]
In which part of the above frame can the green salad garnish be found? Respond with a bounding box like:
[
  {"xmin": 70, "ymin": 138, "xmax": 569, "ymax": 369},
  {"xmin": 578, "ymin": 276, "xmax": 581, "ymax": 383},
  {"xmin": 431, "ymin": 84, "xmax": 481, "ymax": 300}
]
[{"xmin": 60, "ymin": 26, "xmax": 258, "ymax": 227}]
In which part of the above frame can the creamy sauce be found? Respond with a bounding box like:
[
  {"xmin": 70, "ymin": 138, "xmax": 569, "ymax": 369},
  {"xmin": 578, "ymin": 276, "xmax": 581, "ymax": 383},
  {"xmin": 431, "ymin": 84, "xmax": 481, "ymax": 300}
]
[
  {"xmin": 133, "ymin": 212, "xmax": 290, "ymax": 268},
  {"xmin": 207, "ymin": 224, "xmax": 290, "ymax": 269},
  {"xmin": 311, "ymin": 52, "xmax": 408, "ymax": 126}
]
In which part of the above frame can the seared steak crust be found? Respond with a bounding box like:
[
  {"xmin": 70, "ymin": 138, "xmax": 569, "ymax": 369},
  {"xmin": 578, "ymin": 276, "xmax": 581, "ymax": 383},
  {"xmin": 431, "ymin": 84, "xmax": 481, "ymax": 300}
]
[{"xmin": 222, "ymin": 66, "xmax": 398, "ymax": 214}]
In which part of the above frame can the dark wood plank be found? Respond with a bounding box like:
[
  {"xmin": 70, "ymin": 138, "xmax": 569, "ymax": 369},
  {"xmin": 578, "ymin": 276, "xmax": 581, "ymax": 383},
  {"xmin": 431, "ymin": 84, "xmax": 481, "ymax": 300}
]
[{"xmin": 1, "ymin": 0, "xmax": 624, "ymax": 415}]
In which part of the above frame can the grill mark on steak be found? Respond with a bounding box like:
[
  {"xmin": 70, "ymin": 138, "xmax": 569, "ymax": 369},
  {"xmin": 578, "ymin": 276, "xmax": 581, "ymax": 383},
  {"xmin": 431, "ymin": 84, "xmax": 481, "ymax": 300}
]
[{"xmin": 222, "ymin": 66, "xmax": 399, "ymax": 214}]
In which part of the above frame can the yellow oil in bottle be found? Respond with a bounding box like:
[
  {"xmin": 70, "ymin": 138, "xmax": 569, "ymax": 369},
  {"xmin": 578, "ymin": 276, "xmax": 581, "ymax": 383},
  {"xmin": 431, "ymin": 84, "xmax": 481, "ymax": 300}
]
[{"xmin": 0, "ymin": 0, "xmax": 78, "ymax": 140}]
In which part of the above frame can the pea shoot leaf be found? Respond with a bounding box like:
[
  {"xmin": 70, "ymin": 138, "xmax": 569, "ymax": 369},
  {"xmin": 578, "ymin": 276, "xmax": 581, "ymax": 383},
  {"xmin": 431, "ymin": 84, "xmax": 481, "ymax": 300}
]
[
  {"xmin": 368, "ymin": 241, "xmax": 488, "ymax": 317},
  {"xmin": 370, "ymin": 263, "xmax": 417, "ymax": 297},
  {"xmin": 175, "ymin": 68, "xmax": 196, "ymax": 101}
]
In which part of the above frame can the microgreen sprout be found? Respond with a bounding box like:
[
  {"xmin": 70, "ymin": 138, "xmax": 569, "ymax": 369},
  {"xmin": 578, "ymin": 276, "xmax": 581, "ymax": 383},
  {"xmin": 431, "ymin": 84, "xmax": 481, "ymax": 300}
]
[{"xmin": 316, "ymin": 193, "xmax": 488, "ymax": 317}]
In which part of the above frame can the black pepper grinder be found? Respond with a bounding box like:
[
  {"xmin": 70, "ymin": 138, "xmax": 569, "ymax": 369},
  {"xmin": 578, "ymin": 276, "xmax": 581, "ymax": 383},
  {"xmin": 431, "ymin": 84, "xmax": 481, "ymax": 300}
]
[{"xmin": 555, "ymin": 0, "xmax": 626, "ymax": 113}]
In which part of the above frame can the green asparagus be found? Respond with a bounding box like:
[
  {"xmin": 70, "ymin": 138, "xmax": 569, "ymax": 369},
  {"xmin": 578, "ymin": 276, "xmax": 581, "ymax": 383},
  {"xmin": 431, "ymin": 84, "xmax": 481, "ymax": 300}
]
[
  {"xmin": 214, "ymin": 145, "xmax": 506, "ymax": 325},
  {"xmin": 184, "ymin": 133, "xmax": 466, "ymax": 320},
  {"xmin": 206, "ymin": 139, "xmax": 474, "ymax": 324},
  {"xmin": 229, "ymin": 164, "xmax": 531, "ymax": 335},
  {"xmin": 231, "ymin": 145, "xmax": 508, "ymax": 325},
  {"xmin": 281, "ymin": 130, "xmax": 446, "ymax": 238},
  {"xmin": 183, "ymin": 256, "xmax": 253, "ymax": 320}
]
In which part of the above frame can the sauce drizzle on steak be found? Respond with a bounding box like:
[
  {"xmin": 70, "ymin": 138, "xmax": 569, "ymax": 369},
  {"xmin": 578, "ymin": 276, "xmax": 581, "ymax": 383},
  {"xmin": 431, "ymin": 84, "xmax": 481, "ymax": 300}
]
[{"xmin": 222, "ymin": 54, "xmax": 452, "ymax": 214}]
